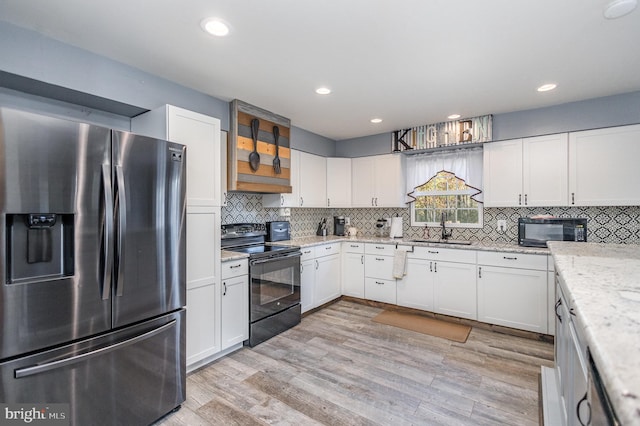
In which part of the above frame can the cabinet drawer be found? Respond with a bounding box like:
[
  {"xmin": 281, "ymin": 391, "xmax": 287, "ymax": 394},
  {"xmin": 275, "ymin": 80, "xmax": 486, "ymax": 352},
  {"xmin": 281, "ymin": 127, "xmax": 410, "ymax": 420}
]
[
  {"xmin": 315, "ymin": 243, "xmax": 341, "ymax": 257},
  {"xmin": 343, "ymin": 242, "xmax": 365, "ymax": 253},
  {"xmin": 365, "ymin": 254, "xmax": 394, "ymax": 280},
  {"xmin": 365, "ymin": 278, "xmax": 397, "ymax": 304},
  {"xmin": 409, "ymin": 246, "xmax": 476, "ymax": 263},
  {"xmin": 221, "ymin": 259, "xmax": 248, "ymax": 279},
  {"xmin": 365, "ymin": 243, "xmax": 395, "ymax": 255},
  {"xmin": 300, "ymin": 247, "xmax": 315, "ymax": 262},
  {"xmin": 477, "ymin": 251, "xmax": 547, "ymax": 270}
]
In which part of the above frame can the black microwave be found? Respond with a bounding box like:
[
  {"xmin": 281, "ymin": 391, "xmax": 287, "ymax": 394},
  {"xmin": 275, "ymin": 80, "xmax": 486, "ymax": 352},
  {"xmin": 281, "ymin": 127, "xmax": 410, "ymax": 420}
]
[{"xmin": 518, "ymin": 217, "xmax": 587, "ymax": 247}]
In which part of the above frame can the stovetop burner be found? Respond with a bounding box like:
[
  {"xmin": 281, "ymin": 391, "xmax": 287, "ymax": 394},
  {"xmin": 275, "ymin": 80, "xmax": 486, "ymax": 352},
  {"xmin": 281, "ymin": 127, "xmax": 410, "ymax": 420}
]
[{"xmin": 221, "ymin": 223, "xmax": 299, "ymax": 259}]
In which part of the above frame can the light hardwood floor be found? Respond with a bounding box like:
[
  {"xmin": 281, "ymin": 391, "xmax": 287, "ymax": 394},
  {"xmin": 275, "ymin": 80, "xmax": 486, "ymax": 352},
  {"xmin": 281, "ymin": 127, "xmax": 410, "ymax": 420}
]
[{"xmin": 157, "ymin": 300, "xmax": 554, "ymax": 425}]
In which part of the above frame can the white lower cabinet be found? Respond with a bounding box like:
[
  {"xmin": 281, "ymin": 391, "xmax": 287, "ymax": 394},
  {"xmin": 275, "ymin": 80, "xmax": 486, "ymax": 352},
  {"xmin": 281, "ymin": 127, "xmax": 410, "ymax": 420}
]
[
  {"xmin": 301, "ymin": 244, "xmax": 341, "ymax": 313},
  {"xmin": 342, "ymin": 243, "xmax": 365, "ymax": 298},
  {"xmin": 221, "ymin": 259, "xmax": 249, "ymax": 350},
  {"xmin": 364, "ymin": 243, "xmax": 397, "ymax": 304},
  {"xmin": 185, "ymin": 207, "xmax": 220, "ymax": 371},
  {"xmin": 364, "ymin": 278, "xmax": 397, "ymax": 304},
  {"xmin": 186, "ymin": 283, "xmax": 219, "ymax": 368},
  {"xmin": 555, "ymin": 279, "xmax": 589, "ymax": 426},
  {"xmin": 433, "ymin": 261, "xmax": 477, "ymax": 320},
  {"xmin": 300, "ymin": 248, "xmax": 315, "ymax": 313},
  {"xmin": 477, "ymin": 251, "xmax": 548, "ymax": 333},
  {"xmin": 314, "ymin": 244, "xmax": 342, "ymax": 306},
  {"xmin": 396, "ymin": 257, "xmax": 433, "ymax": 311}
]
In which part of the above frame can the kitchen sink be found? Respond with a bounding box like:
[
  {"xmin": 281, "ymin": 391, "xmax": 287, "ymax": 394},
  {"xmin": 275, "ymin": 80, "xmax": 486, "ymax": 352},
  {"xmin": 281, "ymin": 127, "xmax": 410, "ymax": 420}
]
[{"xmin": 409, "ymin": 239, "xmax": 473, "ymax": 245}]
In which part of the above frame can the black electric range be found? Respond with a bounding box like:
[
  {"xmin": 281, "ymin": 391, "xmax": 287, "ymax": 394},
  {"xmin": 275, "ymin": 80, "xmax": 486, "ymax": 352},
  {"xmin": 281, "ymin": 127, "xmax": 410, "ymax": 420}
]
[{"xmin": 220, "ymin": 223, "xmax": 299, "ymax": 258}]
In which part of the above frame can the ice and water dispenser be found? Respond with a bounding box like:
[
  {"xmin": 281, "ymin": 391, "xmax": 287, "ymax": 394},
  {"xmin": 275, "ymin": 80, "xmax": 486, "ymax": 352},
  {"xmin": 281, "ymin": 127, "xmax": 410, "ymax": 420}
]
[{"xmin": 5, "ymin": 213, "xmax": 74, "ymax": 284}]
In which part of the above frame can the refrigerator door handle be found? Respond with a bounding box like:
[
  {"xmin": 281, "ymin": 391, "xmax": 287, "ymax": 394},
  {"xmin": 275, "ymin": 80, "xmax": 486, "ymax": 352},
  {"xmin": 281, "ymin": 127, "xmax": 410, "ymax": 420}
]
[
  {"xmin": 115, "ymin": 165, "xmax": 127, "ymax": 297},
  {"xmin": 14, "ymin": 319, "xmax": 177, "ymax": 379},
  {"xmin": 102, "ymin": 164, "xmax": 115, "ymax": 300}
]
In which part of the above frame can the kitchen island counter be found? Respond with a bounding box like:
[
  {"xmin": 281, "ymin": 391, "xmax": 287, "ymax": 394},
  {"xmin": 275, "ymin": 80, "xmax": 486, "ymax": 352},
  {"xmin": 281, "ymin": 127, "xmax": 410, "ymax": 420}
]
[{"xmin": 548, "ymin": 241, "xmax": 640, "ymax": 425}]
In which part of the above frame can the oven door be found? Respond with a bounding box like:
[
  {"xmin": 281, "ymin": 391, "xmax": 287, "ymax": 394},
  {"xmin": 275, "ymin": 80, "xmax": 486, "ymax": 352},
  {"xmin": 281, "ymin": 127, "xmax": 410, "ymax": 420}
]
[{"xmin": 249, "ymin": 251, "xmax": 301, "ymax": 323}]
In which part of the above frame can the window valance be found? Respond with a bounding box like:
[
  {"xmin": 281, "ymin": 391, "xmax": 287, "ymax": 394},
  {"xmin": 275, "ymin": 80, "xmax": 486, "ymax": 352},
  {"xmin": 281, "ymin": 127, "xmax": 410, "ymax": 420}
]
[{"xmin": 405, "ymin": 148, "xmax": 483, "ymax": 203}]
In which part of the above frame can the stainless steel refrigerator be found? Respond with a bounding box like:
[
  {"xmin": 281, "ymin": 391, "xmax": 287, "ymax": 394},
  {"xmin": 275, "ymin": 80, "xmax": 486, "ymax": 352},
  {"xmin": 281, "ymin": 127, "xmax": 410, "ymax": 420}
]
[{"xmin": 0, "ymin": 108, "xmax": 187, "ymax": 425}]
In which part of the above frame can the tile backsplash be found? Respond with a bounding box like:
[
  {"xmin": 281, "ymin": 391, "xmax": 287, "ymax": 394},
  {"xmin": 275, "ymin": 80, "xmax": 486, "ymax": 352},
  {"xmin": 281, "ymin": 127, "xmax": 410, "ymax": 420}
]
[{"xmin": 222, "ymin": 193, "xmax": 640, "ymax": 244}]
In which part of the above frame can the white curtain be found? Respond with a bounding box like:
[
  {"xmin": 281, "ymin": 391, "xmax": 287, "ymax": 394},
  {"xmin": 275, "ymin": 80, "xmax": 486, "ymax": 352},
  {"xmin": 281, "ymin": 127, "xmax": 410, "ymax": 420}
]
[{"xmin": 405, "ymin": 148, "xmax": 483, "ymax": 203}]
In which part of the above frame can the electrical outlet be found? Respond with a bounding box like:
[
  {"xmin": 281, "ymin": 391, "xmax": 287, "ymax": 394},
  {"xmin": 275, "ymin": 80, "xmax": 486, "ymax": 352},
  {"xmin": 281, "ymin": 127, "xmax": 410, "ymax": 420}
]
[
  {"xmin": 345, "ymin": 217, "xmax": 351, "ymax": 225},
  {"xmin": 497, "ymin": 219, "xmax": 507, "ymax": 232},
  {"xmin": 279, "ymin": 207, "xmax": 291, "ymax": 217}
]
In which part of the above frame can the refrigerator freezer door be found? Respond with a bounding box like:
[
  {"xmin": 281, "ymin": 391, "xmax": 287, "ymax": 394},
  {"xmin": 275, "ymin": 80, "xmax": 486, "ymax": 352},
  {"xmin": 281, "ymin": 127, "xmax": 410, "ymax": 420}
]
[
  {"xmin": 0, "ymin": 310, "xmax": 186, "ymax": 426},
  {"xmin": 0, "ymin": 108, "xmax": 112, "ymax": 360},
  {"xmin": 111, "ymin": 131, "xmax": 186, "ymax": 328}
]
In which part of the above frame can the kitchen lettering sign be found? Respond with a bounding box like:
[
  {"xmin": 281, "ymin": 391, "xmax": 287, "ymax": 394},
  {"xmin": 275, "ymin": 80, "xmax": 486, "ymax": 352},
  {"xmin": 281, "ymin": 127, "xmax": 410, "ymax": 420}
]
[
  {"xmin": 228, "ymin": 99, "xmax": 293, "ymax": 193},
  {"xmin": 391, "ymin": 114, "xmax": 492, "ymax": 152}
]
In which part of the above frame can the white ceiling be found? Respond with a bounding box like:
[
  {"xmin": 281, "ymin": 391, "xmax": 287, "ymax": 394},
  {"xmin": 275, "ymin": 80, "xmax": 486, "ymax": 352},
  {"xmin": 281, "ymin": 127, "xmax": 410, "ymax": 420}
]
[{"xmin": 1, "ymin": 0, "xmax": 639, "ymax": 140}]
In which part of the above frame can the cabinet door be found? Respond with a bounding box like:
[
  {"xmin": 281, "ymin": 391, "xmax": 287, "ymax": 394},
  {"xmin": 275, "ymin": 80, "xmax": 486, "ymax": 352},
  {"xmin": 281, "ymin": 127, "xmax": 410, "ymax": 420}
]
[
  {"xmin": 477, "ymin": 265, "xmax": 547, "ymax": 333},
  {"xmin": 569, "ymin": 324, "xmax": 589, "ymax": 426},
  {"xmin": 221, "ymin": 275, "xmax": 249, "ymax": 350},
  {"xmin": 342, "ymin": 252, "xmax": 365, "ymax": 298},
  {"xmin": 433, "ymin": 261, "xmax": 477, "ymax": 320},
  {"xmin": 300, "ymin": 259, "xmax": 316, "ymax": 313},
  {"xmin": 351, "ymin": 157, "xmax": 376, "ymax": 207},
  {"xmin": 365, "ymin": 254, "xmax": 394, "ymax": 280},
  {"xmin": 186, "ymin": 209, "xmax": 219, "ymax": 290},
  {"xmin": 556, "ymin": 283, "xmax": 571, "ymax": 425},
  {"xmin": 374, "ymin": 154, "xmax": 405, "ymax": 207},
  {"xmin": 364, "ymin": 278, "xmax": 397, "ymax": 304},
  {"xmin": 315, "ymin": 254, "xmax": 341, "ymax": 306},
  {"xmin": 186, "ymin": 284, "xmax": 219, "ymax": 366},
  {"xmin": 482, "ymin": 139, "xmax": 523, "ymax": 207},
  {"xmin": 167, "ymin": 106, "xmax": 222, "ymax": 207},
  {"xmin": 298, "ymin": 151, "xmax": 327, "ymax": 207},
  {"xmin": 262, "ymin": 149, "xmax": 300, "ymax": 207},
  {"xmin": 327, "ymin": 157, "xmax": 352, "ymax": 207},
  {"xmin": 397, "ymin": 258, "xmax": 434, "ymax": 311},
  {"xmin": 569, "ymin": 124, "xmax": 640, "ymax": 206},
  {"xmin": 131, "ymin": 105, "xmax": 223, "ymax": 207},
  {"xmin": 523, "ymin": 134, "xmax": 569, "ymax": 206}
]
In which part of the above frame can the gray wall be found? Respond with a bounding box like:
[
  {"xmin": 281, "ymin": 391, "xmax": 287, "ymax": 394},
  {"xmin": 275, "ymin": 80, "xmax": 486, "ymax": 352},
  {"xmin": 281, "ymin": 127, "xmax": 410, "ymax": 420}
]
[
  {"xmin": 290, "ymin": 127, "xmax": 336, "ymax": 156},
  {"xmin": 336, "ymin": 90, "xmax": 640, "ymax": 157},
  {"xmin": 0, "ymin": 21, "xmax": 335, "ymax": 156}
]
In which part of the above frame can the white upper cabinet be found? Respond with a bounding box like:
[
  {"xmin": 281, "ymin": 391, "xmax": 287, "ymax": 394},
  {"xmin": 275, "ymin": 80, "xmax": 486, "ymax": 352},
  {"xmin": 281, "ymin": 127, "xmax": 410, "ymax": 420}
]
[
  {"xmin": 352, "ymin": 154, "xmax": 405, "ymax": 208},
  {"xmin": 264, "ymin": 149, "xmax": 325, "ymax": 208},
  {"xmin": 351, "ymin": 156, "xmax": 376, "ymax": 207},
  {"xmin": 132, "ymin": 105, "xmax": 223, "ymax": 207},
  {"xmin": 263, "ymin": 149, "xmax": 300, "ymax": 208},
  {"xmin": 523, "ymin": 134, "xmax": 569, "ymax": 206},
  {"xmin": 483, "ymin": 134, "xmax": 568, "ymax": 207},
  {"xmin": 326, "ymin": 157, "xmax": 352, "ymax": 208},
  {"xmin": 298, "ymin": 151, "xmax": 327, "ymax": 207},
  {"xmin": 483, "ymin": 139, "xmax": 523, "ymax": 207},
  {"xmin": 569, "ymin": 124, "xmax": 640, "ymax": 206}
]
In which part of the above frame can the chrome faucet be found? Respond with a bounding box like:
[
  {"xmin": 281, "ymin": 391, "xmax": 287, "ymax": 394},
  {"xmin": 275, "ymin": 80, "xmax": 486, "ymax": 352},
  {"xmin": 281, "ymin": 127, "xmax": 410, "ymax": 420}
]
[{"xmin": 440, "ymin": 212, "xmax": 453, "ymax": 240}]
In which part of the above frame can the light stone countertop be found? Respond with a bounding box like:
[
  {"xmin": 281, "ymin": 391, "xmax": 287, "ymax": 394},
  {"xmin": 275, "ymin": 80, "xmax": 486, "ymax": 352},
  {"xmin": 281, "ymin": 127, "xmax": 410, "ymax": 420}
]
[
  {"xmin": 268, "ymin": 235, "xmax": 550, "ymax": 255},
  {"xmin": 221, "ymin": 250, "xmax": 249, "ymax": 261},
  {"xmin": 548, "ymin": 241, "xmax": 640, "ymax": 425}
]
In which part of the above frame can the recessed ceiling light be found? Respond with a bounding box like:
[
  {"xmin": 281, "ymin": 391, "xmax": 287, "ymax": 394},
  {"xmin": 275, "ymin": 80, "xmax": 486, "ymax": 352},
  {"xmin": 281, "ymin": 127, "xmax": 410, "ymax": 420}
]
[
  {"xmin": 537, "ymin": 83, "xmax": 557, "ymax": 92},
  {"xmin": 370, "ymin": 118, "xmax": 383, "ymax": 124},
  {"xmin": 315, "ymin": 87, "xmax": 331, "ymax": 95},
  {"xmin": 604, "ymin": 0, "xmax": 638, "ymax": 19},
  {"xmin": 447, "ymin": 114, "xmax": 461, "ymax": 120},
  {"xmin": 201, "ymin": 18, "xmax": 230, "ymax": 37}
]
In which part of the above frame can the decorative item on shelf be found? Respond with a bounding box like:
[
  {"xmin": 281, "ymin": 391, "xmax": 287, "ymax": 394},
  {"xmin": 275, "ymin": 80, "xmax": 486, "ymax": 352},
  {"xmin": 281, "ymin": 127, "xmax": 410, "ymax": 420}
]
[
  {"xmin": 228, "ymin": 99, "xmax": 292, "ymax": 193},
  {"xmin": 391, "ymin": 114, "xmax": 492, "ymax": 154}
]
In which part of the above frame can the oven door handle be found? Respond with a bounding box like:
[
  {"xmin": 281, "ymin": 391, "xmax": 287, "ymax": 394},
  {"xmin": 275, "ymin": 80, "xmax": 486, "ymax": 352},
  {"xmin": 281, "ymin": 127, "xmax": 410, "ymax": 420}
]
[{"xmin": 250, "ymin": 251, "xmax": 302, "ymax": 265}]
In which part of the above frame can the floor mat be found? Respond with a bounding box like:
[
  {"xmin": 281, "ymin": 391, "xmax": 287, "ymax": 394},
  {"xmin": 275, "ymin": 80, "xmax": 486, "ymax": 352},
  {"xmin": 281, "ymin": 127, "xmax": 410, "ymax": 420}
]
[{"xmin": 372, "ymin": 310, "xmax": 471, "ymax": 343}]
